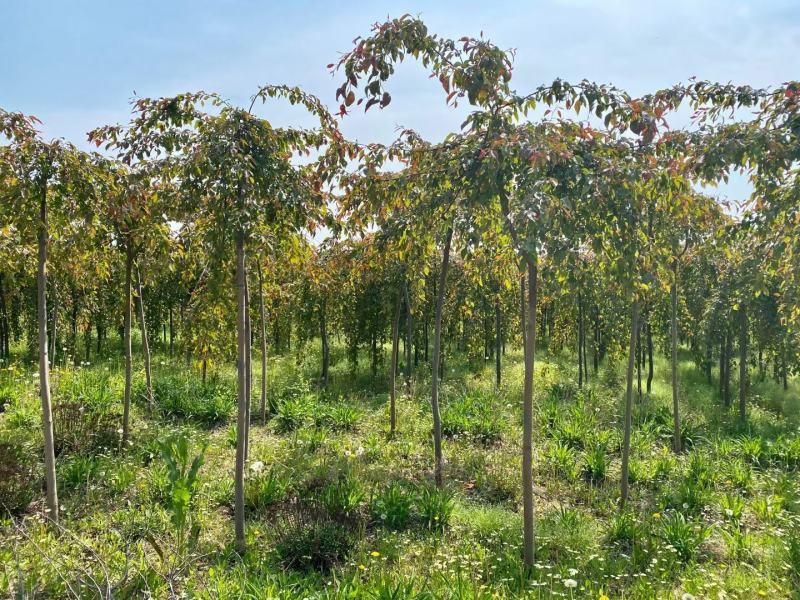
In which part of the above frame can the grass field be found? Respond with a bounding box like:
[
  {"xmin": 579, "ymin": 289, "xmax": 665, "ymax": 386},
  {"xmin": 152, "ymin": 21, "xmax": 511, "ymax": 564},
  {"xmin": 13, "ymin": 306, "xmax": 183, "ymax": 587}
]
[{"xmin": 1, "ymin": 338, "xmax": 799, "ymax": 598}]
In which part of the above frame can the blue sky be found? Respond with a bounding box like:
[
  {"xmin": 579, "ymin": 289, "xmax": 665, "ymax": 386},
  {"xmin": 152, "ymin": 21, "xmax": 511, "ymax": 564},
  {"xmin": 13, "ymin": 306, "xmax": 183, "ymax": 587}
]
[{"xmin": 3, "ymin": 0, "xmax": 799, "ymax": 202}]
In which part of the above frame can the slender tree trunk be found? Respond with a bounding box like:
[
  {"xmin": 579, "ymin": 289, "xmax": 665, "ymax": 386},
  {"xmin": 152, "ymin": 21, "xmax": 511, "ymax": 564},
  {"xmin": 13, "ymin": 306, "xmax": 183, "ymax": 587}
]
[
  {"xmin": 320, "ymin": 301, "xmax": 329, "ymax": 387},
  {"xmin": 135, "ymin": 267, "xmax": 154, "ymax": 414},
  {"xmin": 257, "ymin": 262, "xmax": 267, "ymax": 424},
  {"xmin": 782, "ymin": 340, "xmax": 789, "ymax": 391},
  {"xmin": 593, "ymin": 309, "xmax": 600, "ymax": 373},
  {"xmin": 423, "ymin": 319, "xmax": 429, "ymax": 362},
  {"xmin": 37, "ymin": 190, "xmax": 58, "ymax": 523},
  {"xmin": 620, "ymin": 300, "xmax": 640, "ymax": 507},
  {"xmin": 202, "ymin": 359, "xmax": 207, "ymax": 384},
  {"xmin": 520, "ymin": 273, "xmax": 527, "ymax": 361},
  {"xmin": 719, "ymin": 334, "xmax": 726, "ymax": 401},
  {"xmin": 70, "ymin": 288, "xmax": 78, "ymax": 364},
  {"xmin": 670, "ymin": 272, "xmax": 681, "ymax": 453},
  {"xmin": 495, "ymin": 295, "xmax": 501, "ymax": 387},
  {"xmin": 706, "ymin": 334, "xmax": 713, "ymax": 384},
  {"xmin": 168, "ymin": 306, "xmax": 174, "ymax": 357},
  {"xmin": 724, "ymin": 331, "xmax": 732, "ymax": 407},
  {"xmin": 431, "ymin": 226, "xmax": 453, "ymax": 487},
  {"xmin": 0, "ymin": 273, "xmax": 7, "ymax": 360},
  {"xmin": 646, "ymin": 321, "xmax": 654, "ymax": 394},
  {"xmin": 522, "ymin": 259, "xmax": 538, "ymax": 567},
  {"xmin": 122, "ymin": 241, "xmax": 133, "ymax": 447},
  {"xmin": 84, "ymin": 319, "xmax": 91, "ymax": 364},
  {"xmin": 234, "ymin": 229, "xmax": 247, "ymax": 552},
  {"xmin": 404, "ymin": 281, "xmax": 412, "ymax": 388},
  {"xmin": 49, "ymin": 281, "xmax": 58, "ymax": 365},
  {"xmin": 578, "ymin": 295, "xmax": 583, "ymax": 388},
  {"xmin": 244, "ymin": 274, "xmax": 252, "ymax": 461},
  {"xmin": 739, "ymin": 305, "xmax": 748, "ymax": 423},
  {"xmin": 583, "ymin": 306, "xmax": 589, "ymax": 384},
  {"xmin": 636, "ymin": 319, "xmax": 642, "ymax": 401},
  {"xmin": 390, "ymin": 286, "xmax": 402, "ymax": 434}
]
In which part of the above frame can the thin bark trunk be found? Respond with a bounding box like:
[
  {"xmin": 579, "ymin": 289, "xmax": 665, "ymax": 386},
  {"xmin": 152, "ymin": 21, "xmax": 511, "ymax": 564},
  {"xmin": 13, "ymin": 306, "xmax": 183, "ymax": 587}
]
[
  {"xmin": 0, "ymin": 273, "xmax": 7, "ymax": 360},
  {"xmin": 670, "ymin": 273, "xmax": 681, "ymax": 453},
  {"xmin": 135, "ymin": 267, "xmax": 154, "ymax": 414},
  {"xmin": 646, "ymin": 321, "xmax": 654, "ymax": 394},
  {"xmin": 257, "ymin": 262, "xmax": 267, "ymax": 425},
  {"xmin": 49, "ymin": 281, "xmax": 58, "ymax": 365},
  {"xmin": 578, "ymin": 295, "xmax": 583, "ymax": 388},
  {"xmin": 431, "ymin": 226, "xmax": 453, "ymax": 487},
  {"xmin": 234, "ymin": 229, "xmax": 247, "ymax": 552},
  {"xmin": 84, "ymin": 319, "xmax": 91, "ymax": 363},
  {"xmin": 636, "ymin": 319, "xmax": 642, "ymax": 401},
  {"xmin": 620, "ymin": 300, "xmax": 640, "ymax": 507},
  {"xmin": 520, "ymin": 273, "xmax": 527, "ymax": 362},
  {"xmin": 404, "ymin": 281, "xmax": 412, "ymax": 388},
  {"xmin": 739, "ymin": 305, "xmax": 747, "ymax": 423},
  {"xmin": 583, "ymin": 306, "xmax": 589, "ymax": 384},
  {"xmin": 593, "ymin": 309, "xmax": 600, "ymax": 373},
  {"xmin": 37, "ymin": 190, "xmax": 58, "ymax": 523},
  {"xmin": 782, "ymin": 340, "xmax": 789, "ymax": 390},
  {"xmin": 522, "ymin": 259, "xmax": 538, "ymax": 567},
  {"xmin": 168, "ymin": 307, "xmax": 174, "ymax": 357},
  {"xmin": 122, "ymin": 241, "xmax": 133, "ymax": 447},
  {"xmin": 320, "ymin": 301, "xmax": 329, "ymax": 387},
  {"xmin": 244, "ymin": 274, "xmax": 251, "ymax": 461},
  {"xmin": 719, "ymin": 334, "xmax": 726, "ymax": 402},
  {"xmin": 495, "ymin": 295, "xmax": 501, "ymax": 387},
  {"xmin": 390, "ymin": 286, "xmax": 402, "ymax": 434},
  {"xmin": 724, "ymin": 331, "xmax": 732, "ymax": 407}
]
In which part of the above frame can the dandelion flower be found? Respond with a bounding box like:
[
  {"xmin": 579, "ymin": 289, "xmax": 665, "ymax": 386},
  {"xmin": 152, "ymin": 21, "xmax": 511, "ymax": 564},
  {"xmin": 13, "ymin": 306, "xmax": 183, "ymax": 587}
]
[
  {"xmin": 563, "ymin": 578, "xmax": 577, "ymax": 589},
  {"xmin": 370, "ymin": 551, "xmax": 380, "ymax": 557}
]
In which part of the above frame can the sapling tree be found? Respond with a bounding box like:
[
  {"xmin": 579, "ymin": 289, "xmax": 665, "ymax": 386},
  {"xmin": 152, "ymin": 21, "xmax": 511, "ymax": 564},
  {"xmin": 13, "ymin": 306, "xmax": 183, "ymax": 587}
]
[{"xmin": 1, "ymin": 110, "xmax": 101, "ymax": 522}]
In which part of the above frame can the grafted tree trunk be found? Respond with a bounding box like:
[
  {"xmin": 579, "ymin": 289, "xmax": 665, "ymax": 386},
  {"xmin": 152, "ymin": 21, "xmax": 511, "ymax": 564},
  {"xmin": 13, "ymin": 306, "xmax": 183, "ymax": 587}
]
[
  {"xmin": 135, "ymin": 267, "xmax": 154, "ymax": 414},
  {"xmin": 122, "ymin": 241, "xmax": 133, "ymax": 447},
  {"xmin": 390, "ymin": 286, "xmax": 402, "ymax": 434},
  {"xmin": 670, "ymin": 272, "xmax": 681, "ymax": 453},
  {"xmin": 495, "ymin": 295, "xmax": 501, "ymax": 387},
  {"xmin": 257, "ymin": 262, "xmax": 268, "ymax": 424},
  {"xmin": 431, "ymin": 226, "xmax": 453, "ymax": 487},
  {"xmin": 739, "ymin": 305, "xmax": 748, "ymax": 423},
  {"xmin": 37, "ymin": 190, "xmax": 58, "ymax": 523},
  {"xmin": 620, "ymin": 300, "xmax": 640, "ymax": 507},
  {"xmin": 234, "ymin": 229, "xmax": 247, "ymax": 552}
]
